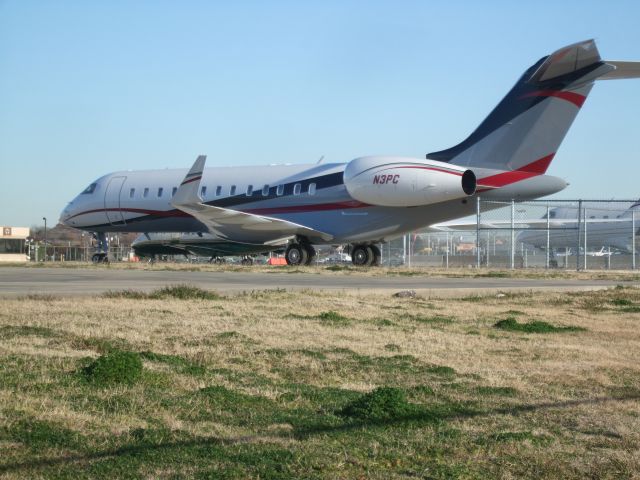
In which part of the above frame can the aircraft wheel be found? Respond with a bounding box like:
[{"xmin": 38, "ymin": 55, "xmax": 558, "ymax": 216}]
[
  {"xmin": 92, "ymin": 253, "xmax": 108, "ymax": 264},
  {"xmin": 241, "ymin": 257, "xmax": 253, "ymax": 266},
  {"xmin": 285, "ymin": 243, "xmax": 308, "ymax": 266},
  {"xmin": 303, "ymin": 245, "xmax": 316, "ymax": 265},
  {"xmin": 351, "ymin": 245, "xmax": 374, "ymax": 266},
  {"xmin": 370, "ymin": 245, "xmax": 382, "ymax": 266}
]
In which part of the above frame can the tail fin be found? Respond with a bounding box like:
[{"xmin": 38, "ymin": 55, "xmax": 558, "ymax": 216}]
[{"xmin": 427, "ymin": 40, "xmax": 626, "ymax": 173}]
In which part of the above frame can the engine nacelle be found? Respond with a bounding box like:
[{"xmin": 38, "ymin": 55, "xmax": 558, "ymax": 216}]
[{"xmin": 343, "ymin": 156, "xmax": 476, "ymax": 207}]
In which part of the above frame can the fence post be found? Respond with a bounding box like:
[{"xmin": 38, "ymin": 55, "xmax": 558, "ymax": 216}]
[
  {"xmin": 445, "ymin": 231, "xmax": 449, "ymax": 269},
  {"xmin": 486, "ymin": 231, "xmax": 490, "ymax": 267},
  {"xmin": 633, "ymin": 210, "xmax": 636, "ymax": 270},
  {"xmin": 576, "ymin": 200, "xmax": 582, "ymax": 271},
  {"xmin": 476, "ymin": 196, "xmax": 481, "ymax": 268},
  {"xmin": 583, "ymin": 207, "xmax": 588, "ymax": 271},
  {"xmin": 510, "ymin": 200, "xmax": 515, "ymax": 269},
  {"xmin": 403, "ymin": 234, "xmax": 407, "ymax": 266},
  {"xmin": 545, "ymin": 204, "xmax": 550, "ymax": 269}
]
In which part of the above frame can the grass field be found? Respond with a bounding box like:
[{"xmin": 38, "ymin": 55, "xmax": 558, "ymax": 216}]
[
  {"xmin": 1, "ymin": 285, "xmax": 639, "ymax": 479},
  {"xmin": 6, "ymin": 260, "xmax": 640, "ymax": 282}
]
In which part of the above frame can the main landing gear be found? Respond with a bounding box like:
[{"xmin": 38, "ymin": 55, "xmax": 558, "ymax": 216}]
[
  {"xmin": 285, "ymin": 241, "xmax": 316, "ymax": 266},
  {"xmin": 350, "ymin": 244, "xmax": 381, "ymax": 266}
]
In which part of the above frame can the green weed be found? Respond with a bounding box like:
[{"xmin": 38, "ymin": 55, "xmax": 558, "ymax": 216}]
[
  {"xmin": 81, "ymin": 351, "xmax": 143, "ymax": 386},
  {"xmin": 139, "ymin": 351, "xmax": 206, "ymax": 375},
  {"xmin": 0, "ymin": 325, "xmax": 59, "ymax": 339},
  {"xmin": 103, "ymin": 284, "xmax": 221, "ymax": 300},
  {"xmin": 494, "ymin": 317, "xmax": 586, "ymax": 333},
  {"xmin": 339, "ymin": 387, "xmax": 416, "ymax": 420}
]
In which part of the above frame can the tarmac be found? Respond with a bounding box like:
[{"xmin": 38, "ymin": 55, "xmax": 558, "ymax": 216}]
[{"xmin": 0, "ymin": 266, "xmax": 636, "ymax": 297}]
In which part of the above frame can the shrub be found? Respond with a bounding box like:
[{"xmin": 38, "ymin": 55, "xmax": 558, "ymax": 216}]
[
  {"xmin": 494, "ymin": 317, "xmax": 585, "ymax": 333},
  {"xmin": 82, "ymin": 351, "xmax": 143, "ymax": 385},
  {"xmin": 339, "ymin": 386, "xmax": 415, "ymax": 420}
]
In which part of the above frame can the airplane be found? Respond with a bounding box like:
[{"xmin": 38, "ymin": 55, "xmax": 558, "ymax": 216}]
[
  {"xmin": 60, "ymin": 40, "xmax": 640, "ymax": 265},
  {"xmin": 130, "ymin": 231, "xmax": 275, "ymax": 264},
  {"xmin": 516, "ymin": 201, "xmax": 640, "ymax": 253}
]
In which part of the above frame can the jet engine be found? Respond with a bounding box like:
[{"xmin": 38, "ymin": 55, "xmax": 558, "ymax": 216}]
[{"xmin": 343, "ymin": 156, "xmax": 476, "ymax": 207}]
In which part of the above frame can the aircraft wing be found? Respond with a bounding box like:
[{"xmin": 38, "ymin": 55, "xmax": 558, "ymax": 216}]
[
  {"xmin": 171, "ymin": 156, "xmax": 334, "ymax": 243},
  {"xmin": 427, "ymin": 217, "xmax": 632, "ymax": 231}
]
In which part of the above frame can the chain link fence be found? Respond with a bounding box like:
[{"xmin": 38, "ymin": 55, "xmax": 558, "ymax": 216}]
[{"xmin": 408, "ymin": 198, "xmax": 639, "ymax": 270}]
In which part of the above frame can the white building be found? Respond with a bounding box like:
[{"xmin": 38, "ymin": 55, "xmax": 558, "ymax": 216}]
[{"xmin": 0, "ymin": 227, "xmax": 29, "ymax": 262}]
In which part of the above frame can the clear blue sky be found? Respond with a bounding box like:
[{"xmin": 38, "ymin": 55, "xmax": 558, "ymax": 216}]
[{"xmin": 1, "ymin": 1, "xmax": 640, "ymax": 227}]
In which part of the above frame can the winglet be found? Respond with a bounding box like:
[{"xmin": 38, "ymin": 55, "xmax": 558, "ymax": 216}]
[{"xmin": 172, "ymin": 155, "xmax": 206, "ymax": 208}]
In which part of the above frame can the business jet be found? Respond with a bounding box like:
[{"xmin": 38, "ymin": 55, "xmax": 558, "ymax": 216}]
[
  {"xmin": 60, "ymin": 40, "xmax": 640, "ymax": 265},
  {"xmin": 516, "ymin": 201, "xmax": 640, "ymax": 253}
]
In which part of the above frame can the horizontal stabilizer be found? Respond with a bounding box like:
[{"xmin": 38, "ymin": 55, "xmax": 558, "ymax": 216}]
[{"xmin": 600, "ymin": 61, "xmax": 640, "ymax": 80}]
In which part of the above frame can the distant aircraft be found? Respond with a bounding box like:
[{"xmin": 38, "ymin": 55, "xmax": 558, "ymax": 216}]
[
  {"xmin": 60, "ymin": 40, "xmax": 640, "ymax": 265},
  {"xmin": 516, "ymin": 201, "xmax": 640, "ymax": 253},
  {"xmin": 131, "ymin": 231, "xmax": 274, "ymax": 264}
]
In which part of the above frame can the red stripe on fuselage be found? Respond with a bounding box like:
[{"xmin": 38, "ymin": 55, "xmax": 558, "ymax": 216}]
[
  {"xmin": 66, "ymin": 207, "xmax": 191, "ymax": 221},
  {"xmin": 520, "ymin": 90, "xmax": 586, "ymax": 108},
  {"xmin": 246, "ymin": 200, "xmax": 369, "ymax": 215},
  {"xmin": 66, "ymin": 200, "xmax": 370, "ymax": 222}
]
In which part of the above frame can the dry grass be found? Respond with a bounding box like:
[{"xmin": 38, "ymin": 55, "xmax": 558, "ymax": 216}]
[
  {"xmin": 7, "ymin": 260, "xmax": 640, "ymax": 282},
  {"xmin": 0, "ymin": 286, "xmax": 639, "ymax": 478}
]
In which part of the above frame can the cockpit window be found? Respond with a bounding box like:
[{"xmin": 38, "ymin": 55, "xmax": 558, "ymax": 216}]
[{"xmin": 82, "ymin": 183, "xmax": 97, "ymax": 194}]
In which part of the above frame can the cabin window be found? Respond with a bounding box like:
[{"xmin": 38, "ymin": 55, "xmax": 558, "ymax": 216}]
[
  {"xmin": 276, "ymin": 185, "xmax": 284, "ymax": 196},
  {"xmin": 308, "ymin": 183, "xmax": 316, "ymax": 195},
  {"xmin": 172, "ymin": 187, "xmax": 177, "ymax": 197},
  {"xmin": 293, "ymin": 183, "xmax": 301, "ymax": 195},
  {"xmin": 82, "ymin": 183, "xmax": 97, "ymax": 195},
  {"xmin": 262, "ymin": 184, "xmax": 269, "ymax": 196},
  {"xmin": 201, "ymin": 186, "xmax": 207, "ymax": 197},
  {"xmin": 604, "ymin": 215, "xmax": 609, "ymax": 219},
  {"xmin": 143, "ymin": 187, "xmax": 149, "ymax": 198},
  {"xmin": 246, "ymin": 185, "xmax": 253, "ymax": 196},
  {"xmin": 157, "ymin": 187, "xmax": 163, "ymax": 197},
  {"xmin": 230, "ymin": 185, "xmax": 236, "ymax": 195},
  {"xmin": 215, "ymin": 186, "xmax": 222, "ymax": 196},
  {"xmin": 589, "ymin": 215, "xmax": 595, "ymax": 219},
  {"xmin": 129, "ymin": 188, "xmax": 135, "ymax": 198}
]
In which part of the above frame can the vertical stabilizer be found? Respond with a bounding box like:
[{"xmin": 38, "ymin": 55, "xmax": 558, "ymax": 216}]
[{"xmin": 427, "ymin": 40, "xmax": 615, "ymax": 173}]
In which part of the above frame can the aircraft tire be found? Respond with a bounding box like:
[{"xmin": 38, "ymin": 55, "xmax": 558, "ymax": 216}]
[
  {"xmin": 303, "ymin": 245, "xmax": 316, "ymax": 265},
  {"xmin": 92, "ymin": 253, "xmax": 108, "ymax": 264},
  {"xmin": 351, "ymin": 245, "xmax": 374, "ymax": 266},
  {"xmin": 370, "ymin": 245, "xmax": 382, "ymax": 266},
  {"xmin": 286, "ymin": 244, "xmax": 308, "ymax": 266}
]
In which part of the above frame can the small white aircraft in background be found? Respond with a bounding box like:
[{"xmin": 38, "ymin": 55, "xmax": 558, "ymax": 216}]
[
  {"xmin": 430, "ymin": 201, "xmax": 640, "ymax": 254},
  {"xmin": 516, "ymin": 202, "xmax": 640, "ymax": 253}
]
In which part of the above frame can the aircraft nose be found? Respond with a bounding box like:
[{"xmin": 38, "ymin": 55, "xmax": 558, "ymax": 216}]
[{"xmin": 59, "ymin": 203, "xmax": 74, "ymax": 226}]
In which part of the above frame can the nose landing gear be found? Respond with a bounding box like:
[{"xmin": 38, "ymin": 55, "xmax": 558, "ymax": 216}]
[{"xmin": 91, "ymin": 232, "xmax": 109, "ymax": 263}]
